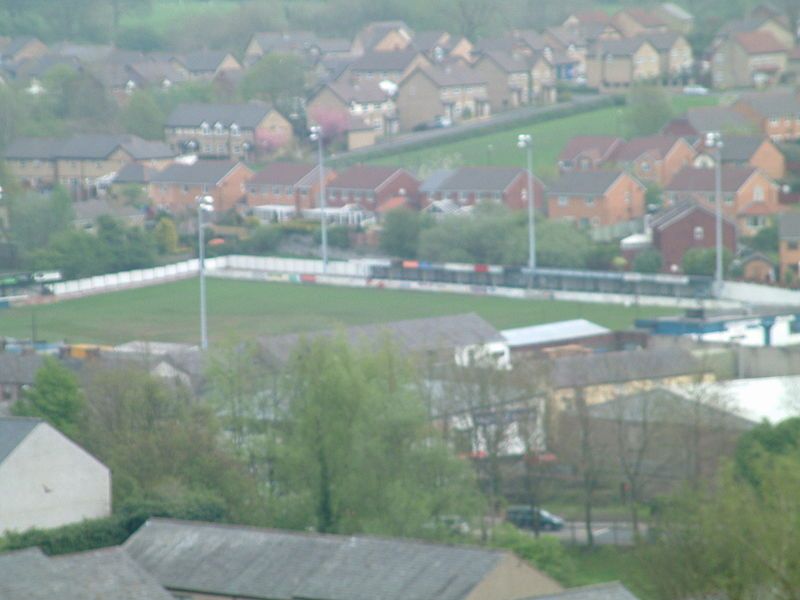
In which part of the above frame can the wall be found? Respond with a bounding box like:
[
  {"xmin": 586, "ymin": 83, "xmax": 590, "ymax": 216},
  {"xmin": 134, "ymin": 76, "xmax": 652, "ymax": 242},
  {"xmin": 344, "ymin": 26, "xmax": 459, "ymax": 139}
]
[
  {"xmin": 465, "ymin": 553, "xmax": 562, "ymax": 600},
  {"xmin": 395, "ymin": 70, "xmax": 441, "ymax": 131},
  {"xmin": 0, "ymin": 424, "xmax": 110, "ymax": 533}
]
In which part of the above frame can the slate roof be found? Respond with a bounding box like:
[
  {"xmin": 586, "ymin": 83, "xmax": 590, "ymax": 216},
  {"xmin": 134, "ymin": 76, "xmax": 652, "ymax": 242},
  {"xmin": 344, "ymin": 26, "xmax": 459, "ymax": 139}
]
[
  {"xmin": 619, "ymin": 7, "xmax": 668, "ymax": 28},
  {"xmin": 568, "ymin": 10, "xmax": 613, "ymax": 26},
  {"xmin": 127, "ymin": 61, "xmax": 187, "ymax": 86},
  {"xmin": 736, "ymin": 91, "xmax": 800, "ymax": 118},
  {"xmin": 7, "ymin": 53, "xmax": 80, "ymax": 79},
  {"xmin": 590, "ymin": 37, "xmax": 651, "ymax": 57},
  {"xmin": 664, "ymin": 166, "xmax": 758, "ymax": 193},
  {"xmin": 525, "ymin": 582, "xmax": 641, "ymax": 600},
  {"xmin": 501, "ymin": 319, "xmax": 610, "ymax": 349},
  {"xmin": 251, "ymin": 31, "xmax": 319, "ymax": 53},
  {"xmin": 4, "ymin": 135, "xmax": 173, "ymax": 161},
  {"xmin": 712, "ymin": 135, "xmax": 768, "ymax": 163},
  {"xmin": 643, "ymin": 31, "xmax": 682, "ymax": 52},
  {"xmin": 249, "ymin": 163, "xmax": 319, "ymax": 186},
  {"xmin": 734, "ymin": 30, "xmax": 788, "ymax": 54},
  {"xmin": 358, "ymin": 21, "xmax": 413, "ymax": 51},
  {"xmin": 778, "ymin": 212, "xmax": 800, "ymax": 241},
  {"xmin": 125, "ymin": 518, "xmax": 519, "ymax": 600},
  {"xmin": 424, "ymin": 166, "xmax": 529, "ymax": 193},
  {"xmin": 0, "ymin": 546, "xmax": 173, "ymax": 600},
  {"xmin": 611, "ymin": 135, "xmax": 685, "ymax": 162},
  {"xmin": 412, "ymin": 31, "xmax": 451, "ymax": 53},
  {"xmin": 719, "ymin": 16, "xmax": 777, "ymax": 36},
  {"xmin": 650, "ymin": 201, "xmax": 736, "ymax": 231},
  {"xmin": 419, "ymin": 169, "xmax": 457, "ymax": 194},
  {"xmin": 684, "ymin": 106, "xmax": 754, "ymax": 135},
  {"xmin": 547, "ymin": 171, "xmax": 627, "ymax": 196},
  {"xmin": 348, "ymin": 48, "xmax": 422, "ymax": 72},
  {"xmin": 113, "ymin": 162, "xmax": 158, "ymax": 185},
  {"xmin": 1, "ymin": 37, "xmax": 41, "ymax": 59},
  {"xmin": 257, "ymin": 313, "xmax": 503, "ymax": 365},
  {"xmin": 558, "ymin": 136, "xmax": 623, "ymax": 163},
  {"xmin": 550, "ymin": 347, "xmax": 706, "ymax": 388},
  {"xmin": 327, "ymin": 165, "xmax": 408, "ymax": 190},
  {"xmin": 477, "ymin": 49, "xmax": 531, "ymax": 73},
  {"xmin": 165, "ymin": 102, "xmax": 274, "ymax": 129},
  {"xmin": 176, "ymin": 50, "xmax": 237, "ymax": 73},
  {"xmin": 585, "ymin": 388, "xmax": 754, "ymax": 429},
  {"xmin": 4, "ymin": 137, "xmax": 59, "ymax": 160},
  {"xmin": 324, "ymin": 78, "xmax": 390, "ymax": 104},
  {"xmin": 149, "ymin": 160, "xmax": 243, "ymax": 185},
  {"xmin": 0, "ymin": 417, "xmax": 40, "ymax": 464},
  {"xmin": 421, "ymin": 64, "xmax": 487, "ymax": 87}
]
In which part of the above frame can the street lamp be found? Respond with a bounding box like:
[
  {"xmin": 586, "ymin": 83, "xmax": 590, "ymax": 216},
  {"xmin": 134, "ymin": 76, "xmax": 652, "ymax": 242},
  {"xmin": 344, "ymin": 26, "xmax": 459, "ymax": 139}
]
[
  {"xmin": 517, "ymin": 134, "xmax": 536, "ymax": 275},
  {"xmin": 309, "ymin": 125, "xmax": 328, "ymax": 272},
  {"xmin": 196, "ymin": 194, "xmax": 214, "ymax": 350},
  {"xmin": 706, "ymin": 131, "xmax": 724, "ymax": 296}
]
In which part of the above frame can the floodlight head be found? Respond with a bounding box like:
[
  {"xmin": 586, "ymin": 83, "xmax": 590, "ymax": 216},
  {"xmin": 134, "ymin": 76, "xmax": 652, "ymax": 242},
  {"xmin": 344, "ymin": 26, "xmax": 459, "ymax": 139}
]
[{"xmin": 309, "ymin": 125, "xmax": 322, "ymax": 141}]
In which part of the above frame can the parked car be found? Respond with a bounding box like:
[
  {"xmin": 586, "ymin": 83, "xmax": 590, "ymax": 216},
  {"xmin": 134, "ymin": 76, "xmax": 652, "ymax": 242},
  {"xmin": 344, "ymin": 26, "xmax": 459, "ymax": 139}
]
[
  {"xmin": 413, "ymin": 115, "xmax": 453, "ymax": 131},
  {"xmin": 505, "ymin": 505, "xmax": 565, "ymax": 531},
  {"xmin": 682, "ymin": 85, "xmax": 709, "ymax": 96}
]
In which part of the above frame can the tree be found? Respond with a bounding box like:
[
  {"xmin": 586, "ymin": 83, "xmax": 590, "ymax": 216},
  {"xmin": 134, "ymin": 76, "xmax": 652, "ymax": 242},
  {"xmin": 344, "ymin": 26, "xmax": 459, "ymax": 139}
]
[
  {"xmin": 269, "ymin": 336, "xmax": 482, "ymax": 535},
  {"xmin": 743, "ymin": 223, "xmax": 778, "ymax": 254},
  {"xmin": 633, "ymin": 248, "xmax": 663, "ymax": 274},
  {"xmin": 12, "ymin": 357, "xmax": 84, "ymax": 438},
  {"xmin": 681, "ymin": 247, "xmax": 733, "ymax": 276},
  {"xmin": 8, "ymin": 186, "xmax": 74, "ymax": 254},
  {"xmin": 240, "ymin": 53, "xmax": 306, "ymax": 107},
  {"xmin": 121, "ymin": 90, "xmax": 164, "ymax": 140},
  {"xmin": 380, "ymin": 209, "xmax": 428, "ymax": 259},
  {"xmin": 734, "ymin": 417, "xmax": 800, "ymax": 487},
  {"xmin": 624, "ymin": 85, "xmax": 673, "ymax": 137},
  {"xmin": 154, "ymin": 217, "xmax": 178, "ymax": 255}
]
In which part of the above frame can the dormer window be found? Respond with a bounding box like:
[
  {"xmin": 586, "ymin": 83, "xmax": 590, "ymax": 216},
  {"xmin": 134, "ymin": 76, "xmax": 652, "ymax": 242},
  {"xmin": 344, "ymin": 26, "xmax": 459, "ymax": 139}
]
[
  {"xmin": 214, "ymin": 121, "xmax": 224, "ymax": 133},
  {"xmin": 201, "ymin": 121, "xmax": 210, "ymax": 135},
  {"xmin": 230, "ymin": 123, "xmax": 240, "ymax": 136}
]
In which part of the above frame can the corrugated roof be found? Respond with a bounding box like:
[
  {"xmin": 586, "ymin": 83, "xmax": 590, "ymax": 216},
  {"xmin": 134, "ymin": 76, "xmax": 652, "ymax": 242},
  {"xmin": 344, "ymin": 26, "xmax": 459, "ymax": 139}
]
[
  {"xmin": 125, "ymin": 518, "xmax": 511, "ymax": 600},
  {"xmin": 165, "ymin": 102, "xmax": 273, "ymax": 129},
  {"xmin": 149, "ymin": 160, "xmax": 242, "ymax": 185},
  {"xmin": 547, "ymin": 170, "xmax": 626, "ymax": 196},
  {"xmin": 501, "ymin": 319, "xmax": 610, "ymax": 348},
  {"xmin": 0, "ymin": 417, "xmax": 41, "ymax": 464},
  {"xmin": 665, "ymin": 166, "xmax": 757, "ymax": 193}
]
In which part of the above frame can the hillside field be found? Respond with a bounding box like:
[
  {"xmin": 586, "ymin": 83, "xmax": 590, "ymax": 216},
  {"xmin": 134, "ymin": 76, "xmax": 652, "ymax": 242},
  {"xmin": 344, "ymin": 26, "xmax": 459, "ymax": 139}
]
[{"xmin": 0, "ymin": 278, "xmax": 677, "ymax": 346}]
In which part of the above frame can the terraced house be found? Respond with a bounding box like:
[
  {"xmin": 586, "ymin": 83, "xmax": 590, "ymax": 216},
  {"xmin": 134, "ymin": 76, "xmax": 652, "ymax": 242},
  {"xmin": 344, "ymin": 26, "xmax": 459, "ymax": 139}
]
[
  {"xmin": 586, "ymin": 37, "xmax": 660, "ymax": 88},
  {"xmin": 306, "ymin": 78, "xmax": 397, "ymax": 136},
  {"xmin": 165, "ymin": 102, "xmax": 294, "ymax": 160},
  {"xmin": 545, "ymin": 170, "xmax": 646, "ymax": 228},
  {"xmin": 711, "ymin": 31, "xmax": 790, "ymax": 89}
]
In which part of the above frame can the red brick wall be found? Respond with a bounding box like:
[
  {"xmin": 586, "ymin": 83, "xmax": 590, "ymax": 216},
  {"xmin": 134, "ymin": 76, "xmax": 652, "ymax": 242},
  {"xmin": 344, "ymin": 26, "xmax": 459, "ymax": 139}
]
[{"xmin": 653, "ymin": 209, "xmax": 737, "ymax": 272}]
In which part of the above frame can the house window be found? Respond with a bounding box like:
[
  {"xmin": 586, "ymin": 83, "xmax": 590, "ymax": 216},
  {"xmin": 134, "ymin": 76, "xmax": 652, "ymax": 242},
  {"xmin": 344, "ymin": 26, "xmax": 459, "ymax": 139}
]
[
  {"xmin": 640, "ymin": 161, "xmax": 650, "ymax": 172},
  {"xmin": 790, "ymin": 319, "xmax": 800, "ymax": 334},
  {"xmin": 272, "ymin": 185, "xmax": 281, "ymax": 194},
  {"xmin": 202, "ymin": 184, "xmax": 209, "ymax": 193},
  {"xmin": 558, "ymin": 196, "xmax": 568, "ymax": 206},
  {"xmin": 724, "ymin": 195, "xmax": 734, "ymax": 205},
  {"xmin": 624, "ymin": 192, "xmax": 632, "ymax": 204},
  {"xmin": 748, "ymin": 216, "xmax": 765, "ymax": 228},
  {"xmin": 754, "ymin": 186, "xmax": 765, "ymax": 202},
  {"xmin": 230, "ymin": 123, "xmax": 240, "ymax": 136},
  {"xmin": 693, "ymin": 226, "xmax": 704, "ymax": 241},
  {"xmin": 459, "ymin": 191, "xmax": 469, "ymax": 203},
  {"xmin": 789, "ymin": 241, "xmax": 799, "ymax": 250},
  {"xmin": 216, "ymin": 144, "xmax": 225, "ymax": 154},
  {"xmin": 182, "ymin": 184, "xmax": 189, "ymax": 193},
  {"xmin": 214, "ymin": 122, "xmax": 224, "ymax": 134},
  {"xmin": 585, "ymin": 197, "xmax": 595, "ymax": 206},
  {"xmin": 232, "ymin": 144, "xmax": 241, "ymax": 154},
  {"xmin": 201, "ymin": 122, "xmax": 210, "ymax": 135}
]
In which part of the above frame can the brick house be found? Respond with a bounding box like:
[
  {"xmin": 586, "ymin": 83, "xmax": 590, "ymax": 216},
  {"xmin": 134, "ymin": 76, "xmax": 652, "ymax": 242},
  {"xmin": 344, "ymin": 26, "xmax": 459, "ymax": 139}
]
[
  {"xmin": 650, "ymin": 201, "xmax": 737, "ymax": 273},
  {"xmin": 343, "ymin": 48, "xmax": 430, "ymax": 83},
  {"xmin": 612, "ymin": 8, "xmax": 671, "ymax": 37},
  {"xmin": 351, "ymin": 21, "xmax": 414, "ymax": 55},
  {"xmin": 246, "ymin": 162, "xmax": 335, "ymax": 218},
  {"xmin": 644, "ymin": 32, "xmax": 693, "ymax": 84},
  {"xmin": 562, "ymin": 10, "xmax": 613, "ymax": 30},
  {"xmin": 419, "ymin": 167, "xmax": 546, "ymax": 212},
  {"xmin": 545, "ymin": 170, "xmax": 646, "ymax": 228},
  {"xmin": 711, "ymin": 31, "xmax": 789, "ymax": 89},
  {"xmin": 661, "ymin": 106, "xmax": 760, "ymax": 138},
  {"xmin": 714, "ymin": 16, "xmax": 795, "ymax": 54},
  {"xmin": 325, "ymin": 165, "xmax": 420, "ymax": 216},
  {"xmin": 693, "ymin": 135, "xmax": 786, "ymax": 181},
  {"xmin": 778, "ymin": 212, "xmax": 800, "ymax": 282},
  {"xmin": 654, "ymin": 3, "xmax": 695, "ymax": 34},
  {"xmin": 148, "ymin": 160, "xmax": 253, "ymax": 213},
  {"xmin": 0, "ymin": 36, "xmax": 48, "ymax": 64},
  {"xmin": 3, "ymin": 134, "xmax": 174, "ymax": 197},
  {"xmin": 395, "ymin": 65, "xmax": 490, "ymax": 131},
  {"xmin": 306, "ymin": 78, "xmax": 397, "ymax": 136},
  {"xmin": 607, "ymin": 135, "xmax": 697, "ymax": 187},
  {"xmin": 558, "ymin": 136, "xmax": 624, "ymax": 172},
  {"xmin": 586, "ymin": 38, "xmax": 661, "ymax": 88},
  {"xmin": 171, "ymin": 50, "xmax": 241, "ymax": 80},
  {"xmin": 472, "ymin": 50, "xmax": 540, "ymax": 111},
  {"xmin": 664, "ymin": 166, "xmax": 781, "ymax": 235},
  {"xmin": 732, "ymin": 91, "xmax": 800, "ymax": 141},
  {"xmin": 165, "ymin": 102, "xmax": 294, "ymax": 160},
  {"xmin": 412, "ymin": 31, "xmax": 474, "ymax": 64},
  {"xmin": 243, "ymin": 31, "xmax": 320, "ymax": 66}
]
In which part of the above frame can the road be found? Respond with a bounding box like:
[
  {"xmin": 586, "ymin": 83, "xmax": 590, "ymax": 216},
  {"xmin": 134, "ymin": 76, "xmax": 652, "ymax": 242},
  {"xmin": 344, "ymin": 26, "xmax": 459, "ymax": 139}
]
[{"xmin": 541, "ymin": 521, "xmax": 648, "ymax": 546}]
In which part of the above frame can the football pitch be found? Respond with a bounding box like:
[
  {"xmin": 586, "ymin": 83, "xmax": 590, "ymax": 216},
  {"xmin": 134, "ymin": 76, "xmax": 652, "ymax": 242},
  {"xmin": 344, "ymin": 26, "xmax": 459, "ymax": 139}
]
[{"xmin": 0, "ymin": 278, "xmax": 677, "ymax": 346}]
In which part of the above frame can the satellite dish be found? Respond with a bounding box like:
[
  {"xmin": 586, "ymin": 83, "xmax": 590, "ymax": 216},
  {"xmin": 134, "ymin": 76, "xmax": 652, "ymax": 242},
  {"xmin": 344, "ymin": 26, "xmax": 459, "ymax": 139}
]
[{"xmin": 378, "ymin": 80, "xmax": 398, "ymax": 96}]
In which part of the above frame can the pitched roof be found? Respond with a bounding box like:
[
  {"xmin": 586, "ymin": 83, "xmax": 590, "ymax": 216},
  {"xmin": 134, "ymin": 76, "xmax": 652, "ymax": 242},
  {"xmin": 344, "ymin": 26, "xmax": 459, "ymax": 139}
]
[
  {"xmin": 736, "ymin": 91, "xmax": 800, "ymax": 118},
  {"xmin": 659, "ymin": 3, "xmax": 694, "ymax": 22},
  {"xmin": 324, "ymin": 78, "xmax": 390, "ymax": 104},
  {"xmin": 0, "ymin": 417, "xmax": 40, "ymax": 464},
  {"xmin": 426, "ymin": 166, "xmax": 529, "ymax": 193},
  {"xmin": 1, "ymin": 37, "xmax": 42, "ymax": 59},
  {"xmin": 711, "ymin": 135, "xmax": 769, "ymax": 162},
  {"xmin": 558, "ymin": 136, "xmax": 623, "ymax": 162},
  {"xmin": 477, "ymin": 49, "xmax": 530, "ymax": 73},
  {"xmin": 125, "ymin": 518, "xmax": 525, "ymax": 600},
  {"xmin": 664, "ymin": 166, "xmax": 759, "ymax": 193},
  {"xmin": 685, "ymin": 106, "xmax": 752, "ymax": 135},
  {"xmin": 551, "ymin": 347, "xmax": 706, "ymax": 388},
  {"xmin": 733, "ymin": 30, "xmax": 788, "ymax": 54},
  {"xmin": 357, "ymin": 21, "xmax": 413, "ymax": 51},
  {"xmin": 778, "ymin": 212, "xmax": 800, "ymax": 241},
  {"xmin": 327, "ymin": 165, "xmax": 408, "ymax": 190},
  {"xmin": 250, "ymin": 163, "xmax": 319, "ymax": 186},
  {"xmin": 165, "ymin": 102, "xmax": 274, "ymax": 129},
  {"xmin": 4, "ymin": 134, "xmax": 173, "ymax": 161},
  {"xmin": 176, "ymin": 50, "xmax": 237, "ymax": 73},
  {"xmin": 643, "ymin": 31, "xmax": 683, "ymax": 52},
  {"xmin": 619, "ymin": 7, "xmax": 668, "ymax": 28},
  {"xmin": 719, "ymin": 16, "xmax": 784, "ymax": 36},
  {"xmin": 420, "ymin": 63, "xmax": 487, "ymax": 87},
  {"xmin": 257, "ymin": 313, "xmax": 503, "ymax": 365},
  {"xmin": 525, "ymin": 582, "xmax": 641, "ymax": 600},
  {"xmin": 589, "ymin": 37, "xmax": 653, "ymax": 58},
  {"xmin": 501, "ymin": 319, "xmax": 610, "ymax": 349},
  {"xmin": 585, "ymin": 388, "xmax": 754, "ymax": 429},
  {"xmin": 611, "ymin": 135, "xmax": 687, "ymax": 162},
  {"xmin": 568, "ymin": 10, "xmax": 613, "ymax": 26},
  {"xmin": 250, "ymin": 31, "xmax": 318, "ymax": 53},
  {"xmin": 0, "ymin": 546, "xmax": 173, "ymax": 600},
  {"xmin": 113, "ymin": 162, "xmax": 158, "ymax": 185},
  {"xmin": 650, "ymin": 201, "xmax": 736, "ymax": 231},
  {"xmin": 348, "ymin": 48, "xmax": 421, "ymax": 72},
  {"xmin": 419, "ymin": 169, "xmax": 457, "ymax": 194},
  {"xmin": 4, "ymin": 137, "xmax": 59, "ymax": 160},
  {"xmin": 412, "ymin": 31, "xmax": 451, "ymax": 53},
  {"xmin": 149, "ymin": 160, "xmax": 243, "ymax": 185},
  {"xmin": 547, "ymin": 171, "xmax": 628, "ymax": 196},
  {"xmin": 0, "ymin": 354, "xmax": 45, "ymax": 386}
]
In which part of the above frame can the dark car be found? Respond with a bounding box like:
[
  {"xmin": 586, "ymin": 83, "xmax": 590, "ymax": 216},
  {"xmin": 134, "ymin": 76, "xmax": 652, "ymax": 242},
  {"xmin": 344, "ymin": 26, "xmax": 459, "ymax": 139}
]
[{"xmin": 506, "ymin": 505, "xmax": 565, "ymax": 531}]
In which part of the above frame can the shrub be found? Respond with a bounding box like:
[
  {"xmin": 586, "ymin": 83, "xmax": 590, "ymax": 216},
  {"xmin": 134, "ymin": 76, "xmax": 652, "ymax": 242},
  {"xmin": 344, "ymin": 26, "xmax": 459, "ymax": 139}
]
[{"xmin": 491, "ymin": 523, "xmax": 577, "ymax": 584}]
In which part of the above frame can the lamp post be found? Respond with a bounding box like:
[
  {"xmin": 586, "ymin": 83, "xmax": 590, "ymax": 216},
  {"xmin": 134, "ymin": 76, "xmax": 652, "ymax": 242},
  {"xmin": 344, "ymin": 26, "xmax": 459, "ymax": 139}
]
[
  {"xmin": 706, "ymin": 131, "xmax": 724, "ymax": 296},
  {"xmin": 196, "ymin": 195, "xmax": 214, "ymax": 350},
  {"xmin": 309, "ymin": 125, "xmax": 328, "ymax": 272},
  {"xmin": 517, "ymin": 134, "xmax": 536, "ymax": 276}
]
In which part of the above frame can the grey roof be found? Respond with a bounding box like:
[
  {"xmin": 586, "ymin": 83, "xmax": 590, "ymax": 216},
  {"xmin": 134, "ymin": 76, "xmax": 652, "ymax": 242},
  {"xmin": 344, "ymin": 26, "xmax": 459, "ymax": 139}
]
[
  {"xmin": 643, "ymin": 31, "xmax": 682, "ymax": 52},
  {"xmin": 125, "ymin": 518, "xmax": 513, "ymax": 600},
  {"xmin": 715, "ymin": 135, "xmax": 768, "ymax": 162},
  {"xmin": 149, "ymin": 160, "xmax": 243, "ymax": 185},
  {"xmin": 165, "ymin": 102, "xmax": 273, "ymax": 129},
  {"xmin": 358, "ymin": 21, "xmax": 413, "ymax": 51},
  {"xmin": 0, "ymin": 546, "xmax": 173, "ymax": 600},
  {"xmin": 113, "ymin": 162, "xmax": 157, "ymax": 185},
  {"xmin": 349, "ymin": 48, "xmax": 421, "ymax": 72},
  {"xmin": 0, "ymin": 417, "xmax": 40, "ymax": 464},
  {"xmin": 176, "ymin": 50, "xmax": 237, "ymax": 73},
  {"xmin": 650, "ymin": 201, "xmax": 736, "ymax": 231},
  {"xmin": 778, "ymin": 212, "xmax": 800, "ymax": 241},
  {"xmin": 502, "ymin": 319, "xmax": 610, "ymax": 349},
  {"xmin": 251, "ymin": 31, "xmax": 319, "ymax": 53},
  {"xmin": 551, "ymin": 347, "xmax": 707, "ymax": 388},
  {"xmin": 585, "ymin": 388, "xmax": 754, "ymax": 430},
  {"xmin": 258, "ymin": 313, "xmax": 503, "ymax": 365},
  {"xmin": 427, "ymin": 166, "xmax": 529, "ymax": 193},
  {"xmin": 0, "ymin": 353, "xmax": 44, "ymax": 386},
  {"xmin": 420, "ymin": 169, "xmax": 457, "ymax": 194},
  {"xmin": 323, "ymin": 78, "xmax": 390, "ymax": 104},
  {"xmin": 421, "ymin": 64, "xmax": 487, "ymax": 87},
  {"xmin": 477, "ymin": 49, "xmax": 531, "ymax": 73},
  {"xmin": 589, "ymin": 38, "xmax": 652, "ymax": 57},
  {"xmin": 685, "ymin": 107, "xmax": 755, "ymax": 135},
  {"xmin": 1, "ymin": 37, "xmax": 41, "ymax": 59},
  {"xmin": 4, "ymin": 137, "xmax": 59, "ymax": 160},
  {"xmin": 547, "ymin": 171, "xmax": 627, "ymax": 196},
  {"xmin": 526, "ymin": 582, "xmax": 640, "ymax": 600},
  {"xmin": 4, "ymin": 134, "xmax": 173, "ymax": 161},
  {"xmin": 736, "ymin": 91, "xmax": 800, "ymax": 119}
]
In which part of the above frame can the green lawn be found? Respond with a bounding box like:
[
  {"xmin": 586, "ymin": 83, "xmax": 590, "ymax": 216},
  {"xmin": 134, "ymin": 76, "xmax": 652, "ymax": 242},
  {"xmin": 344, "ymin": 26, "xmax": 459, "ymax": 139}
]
[
  {"xmin": 566, "ymin": 547, "xmax": 658, "ymax": 599},
  {"xmin": 368, "ymin": 95, "xmax": 720, "ymax": 180},
  {"xmin": 0, "ymin": 278, "xmax": 676, "ymax": 346},
  {"xmin": 120, "ymin": 0, "xmax": 239, "ymax": 33}
]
